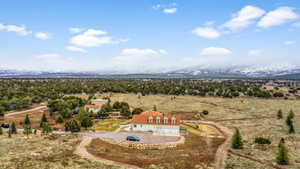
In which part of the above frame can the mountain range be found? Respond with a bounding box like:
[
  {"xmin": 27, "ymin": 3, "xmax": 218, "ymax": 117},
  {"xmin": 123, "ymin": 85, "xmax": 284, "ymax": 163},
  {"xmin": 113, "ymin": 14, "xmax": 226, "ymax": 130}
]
[{"xmin": 1, "ymin": 64, "xmax": 300, "ymax": 79}]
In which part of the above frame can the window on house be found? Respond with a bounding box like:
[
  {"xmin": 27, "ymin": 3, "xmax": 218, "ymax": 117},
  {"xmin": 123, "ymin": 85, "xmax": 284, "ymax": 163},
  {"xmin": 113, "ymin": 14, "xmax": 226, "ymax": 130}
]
[
  {"xmin": 148, "ymin": 116, "xmax": 153, "ymax": 123},
  {"xmin": 156, "ymin": 117, "xmax": 160, "ymax": 123},
  {"xmin": 172, "ymin": 117, "xmax": 176, "ymax": 124},
  {"xmin": 164, "ymin": 117, "xmax": 168, "ymax": 124}
]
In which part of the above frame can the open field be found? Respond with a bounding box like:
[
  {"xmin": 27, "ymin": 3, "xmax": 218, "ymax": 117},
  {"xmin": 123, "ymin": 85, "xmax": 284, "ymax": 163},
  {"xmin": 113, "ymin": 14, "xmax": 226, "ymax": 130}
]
[
  {"xmin": 93, "ymin": 120, "xmax": 126, "ymax": 131},
  {"xmin": 87, "ymin": 134, "xmax": 225, "ymax": 169},
  {"xmin": 0, "ymin": 134, "xmax": 119, "ymax": 169},
  {"xmin": 98, "ymin": 93, "xmax": 300, "ymax": 168}
]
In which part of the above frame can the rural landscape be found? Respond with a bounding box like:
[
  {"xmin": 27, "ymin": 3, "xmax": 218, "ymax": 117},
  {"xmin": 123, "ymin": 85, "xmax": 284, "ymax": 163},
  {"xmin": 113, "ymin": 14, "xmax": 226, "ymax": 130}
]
[
  {"xmin": 0, "ymin": 79, "xmax": 299, "ymax": 169},
  {"xmin": 1, "ymin": 0, "xmax": 300, "ymax": 168}
]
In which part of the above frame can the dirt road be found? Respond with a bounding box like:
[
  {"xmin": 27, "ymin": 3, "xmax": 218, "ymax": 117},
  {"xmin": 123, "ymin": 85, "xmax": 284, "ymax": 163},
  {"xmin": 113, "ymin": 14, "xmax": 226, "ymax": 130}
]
[{"xmin": 4, "ymin": 106, "xmax": 47, "ymax": 117}]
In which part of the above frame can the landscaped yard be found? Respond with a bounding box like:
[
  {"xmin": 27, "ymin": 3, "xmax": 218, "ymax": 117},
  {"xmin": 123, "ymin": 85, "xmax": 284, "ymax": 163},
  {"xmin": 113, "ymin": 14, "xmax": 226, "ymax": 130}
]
[{"xmin": 93, "ymin": 120, "xmax": 126, "ymax": 131}]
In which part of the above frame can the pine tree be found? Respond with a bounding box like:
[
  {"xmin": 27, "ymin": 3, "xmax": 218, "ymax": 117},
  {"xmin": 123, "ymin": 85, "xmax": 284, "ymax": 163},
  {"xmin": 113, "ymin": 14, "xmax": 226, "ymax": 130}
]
[
  {"xmin": 153, "ymin": 105, "xmax": 157, "ymax": 111},
  {"xmin": 277, "ymin": 109, "xmax": 283, "ymax": 119},
  {"xmin": 231, "ymin": 128, "xmax": 243, "ymax": 149},
  {"xmin": 0, "ymin": 126, "xmax": 3, "ymax": 135},
  {"xmin": 24, "ymin": 114, "xmax": 31, "ymax": 126},
  {"xmin": 288, "ymin": 110, "xmax": 294, "ymax": 119},
  {"xmin": 40, "ymin": 113, "xmax": 48, "ymax": 128},
  {"xmin": 286, "ymin": 115, "xmax": 292, "ymax": 126},
  {"xmin": 23, "ymin": 125, "xmax": 32, "ymax": 136},
  {"xmin": 56, "ymin": 115, "xmax": 64, "ymax": 123},
  {"xmin": 276, "ymin": 140, "xmax": 289, "ymax": 165},
  {"xmin": 288, "ymin": 121, "xmax": 295, "ymax": 134},
  {"xmin": 10, "ymin": 122, "xmax": 17, "ymax": 134},
  {"xmin": 42, "ymin": 123, "xmax": 52, "ymax": 134}
]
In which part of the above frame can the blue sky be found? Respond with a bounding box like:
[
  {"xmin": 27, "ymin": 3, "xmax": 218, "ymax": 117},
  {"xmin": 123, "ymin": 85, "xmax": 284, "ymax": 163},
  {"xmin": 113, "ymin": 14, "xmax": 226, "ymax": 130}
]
[{"xmin": 0, "ymin": 0, "xmax": 300, "ymax": 72}]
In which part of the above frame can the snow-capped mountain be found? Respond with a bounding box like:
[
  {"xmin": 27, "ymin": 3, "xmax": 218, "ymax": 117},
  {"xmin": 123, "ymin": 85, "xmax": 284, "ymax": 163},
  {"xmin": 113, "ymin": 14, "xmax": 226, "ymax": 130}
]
[
  {"xmin": 168, "ymin": 63, "xmax": 300, "ymax": 78},
  {"xmin": 0, "ymin": 63, "xmax": 300, "ymax": 78}
]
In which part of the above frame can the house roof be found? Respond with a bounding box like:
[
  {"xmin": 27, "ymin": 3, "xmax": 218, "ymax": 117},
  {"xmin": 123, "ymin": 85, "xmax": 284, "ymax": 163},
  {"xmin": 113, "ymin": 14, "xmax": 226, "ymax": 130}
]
[
  {"xmin": 132, "ymin": 111, "xmax": 181, "ymax": 126},
  {"xmin": 84, "ymin": 104, "xmax": 100, "ymax": 109}
]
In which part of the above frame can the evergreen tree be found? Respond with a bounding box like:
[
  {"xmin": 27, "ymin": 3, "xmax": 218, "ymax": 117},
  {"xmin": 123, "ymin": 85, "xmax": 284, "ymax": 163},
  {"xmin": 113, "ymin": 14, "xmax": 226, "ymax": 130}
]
[
  {"xmin": 231, "ymin": 128, "xmax": 243, "ymax": 149},
  {"xmin": 276, "ymin": 140, "xmax": 289, "ymax": 165},
  {"xmin": 56, "ymin": 115, "xmax": 64, "ymax": 123},
  {"xmin": 80, "ymin": 116, "xmax": 93, "ymax": 129},
  {"xmin": 23, "ymin": 125, "xmax": 32, "ymax": 136},
  {"xmin": 42, "ymin": 123, "xmax": 52, "ymax": 134},
  {"xmin": 10, "ymin": 122, "xmax": 17, "ymax": 134},
  {"xmin": 34, "ymin": 129, "xmax": 37, "ymax": 135},
  {"xmin": 288, "ymin": 121, "xmax": 295, "ymax": 134},
  {"xmin": 40, "ymin": 113, "xmax": 48, "ymax": 128},
  {"xmin": 0, "ymin": 126, "xmax": 3, "ymax": 135},
  {"xmin": 24, "ymin": 114, "xmax": 31, "ymax": 126},
  {"xmin": 64, "ymin": 119, "xmax": 81, "ymax": 133},
  {"xmin": 132, "ymin": 108, "xmax": 143, "ymax": 115},
  {"xmin": 286, "ymin": 115, "xmax": 292, "ymax": 126},
  {"xmin": 121, "ymin": 105, "xmax": 131, "ymax": 118},
  {"xmin": 277, "ymin": 109, "xmax": 283, "ymax": 119},
  {"xmin": 287, "ymin": 110, "xmax": 294, "ymax": 119},
  {"xmin": 153, "ymin": 105, "xmax": 157, "ymax": 111}
]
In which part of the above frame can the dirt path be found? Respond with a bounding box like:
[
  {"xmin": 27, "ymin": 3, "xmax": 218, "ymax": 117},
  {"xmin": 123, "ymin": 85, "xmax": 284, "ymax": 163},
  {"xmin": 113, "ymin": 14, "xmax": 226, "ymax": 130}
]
[
  {"xmin": 228, "ymin": 150, "xmax": 283, "ymax": 169},
  {"xmin": 75, "ymin": 136, "xmax": 142, "ymax": 169},
  {"xmin": 4, "ymin": 106, "xmax": 47, "ymax": 117},
  {"xmin": 183, "ymin": 120, "xmax": 232, "ymax": 169}
]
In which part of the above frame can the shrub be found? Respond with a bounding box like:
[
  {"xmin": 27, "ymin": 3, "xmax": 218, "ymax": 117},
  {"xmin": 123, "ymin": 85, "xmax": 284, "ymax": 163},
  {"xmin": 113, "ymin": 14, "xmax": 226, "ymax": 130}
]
[
  {"xmin": 276, "ymin": 141, "xmax": 289, "ymax": 165},
  {"xmin": 231, "ymin": 128, "xmax": 243, "ymax": 149},
  {"xmin": 202, "ymin": 110, "xmax": 209, "ymax": 115},
  {"xmin": 254, "ymin": 137, "xmax": 271, "ymax": 145},
  {"xmin": 65, "ymin": 119, "xmax": 81, "ymax": 133}
]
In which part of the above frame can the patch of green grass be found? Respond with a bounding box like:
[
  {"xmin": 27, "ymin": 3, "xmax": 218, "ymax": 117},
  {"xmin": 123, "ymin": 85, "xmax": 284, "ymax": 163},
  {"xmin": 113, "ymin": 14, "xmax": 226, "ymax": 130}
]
[{"xmin": 93, "ymin": 120, "xmax": 125, "ymax": 131}]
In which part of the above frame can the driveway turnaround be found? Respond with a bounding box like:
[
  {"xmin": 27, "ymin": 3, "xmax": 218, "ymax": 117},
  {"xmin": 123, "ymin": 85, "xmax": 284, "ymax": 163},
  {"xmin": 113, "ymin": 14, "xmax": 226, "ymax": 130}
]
[{"xmin": 83, "ymin": 131, "xmax": 180, "ymax": 144}]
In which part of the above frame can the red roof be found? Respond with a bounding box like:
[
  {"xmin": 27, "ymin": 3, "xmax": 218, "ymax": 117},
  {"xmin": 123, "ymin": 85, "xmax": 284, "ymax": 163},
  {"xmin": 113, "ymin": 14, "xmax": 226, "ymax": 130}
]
[
  {"xmin": 132, "ymin": 111, "xmax": 181, "ymax": 126},
  {"xmin": 84, "ymin": 104, "xmax": 100, "ymax": 109}
]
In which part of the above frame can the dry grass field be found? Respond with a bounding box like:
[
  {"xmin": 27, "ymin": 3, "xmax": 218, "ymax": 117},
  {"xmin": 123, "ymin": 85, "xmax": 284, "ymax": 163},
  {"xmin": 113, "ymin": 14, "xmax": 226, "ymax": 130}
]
[
  {"xmin": 87, "ymin": 135, "xmax": 225, "ymax": 169},
  {"xmin": 98, "ymin": 93, "xmax": 300, "ymax": 169},
  {"xmin": 0, "ymin": 133, "xmax": 119, "ymax": 169}
]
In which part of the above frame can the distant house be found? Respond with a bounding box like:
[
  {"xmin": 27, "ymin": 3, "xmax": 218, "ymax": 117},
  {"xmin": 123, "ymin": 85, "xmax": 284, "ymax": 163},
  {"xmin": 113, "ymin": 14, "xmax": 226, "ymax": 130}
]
[
  {"xmin": 84, "ymin": 98, "xmax": 107, "ymax": 113},
  {"xmin": 131, "ymin": 111, "xmax": 181, "ymax": 136}
]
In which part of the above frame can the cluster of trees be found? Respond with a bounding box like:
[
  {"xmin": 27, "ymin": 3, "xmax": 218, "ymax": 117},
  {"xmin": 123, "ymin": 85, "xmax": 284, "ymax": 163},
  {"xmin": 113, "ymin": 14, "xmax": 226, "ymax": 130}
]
[
  {"xmin": 0, "ymin": 79, "xmax": 289, "ymax": 114},
  {"xmin": 277, "ymin": 109, "xmax": 296, "ymax": 134},
  {"xmin": 231, "ymin": 128, "xmax": 290, "ymax": 165}
]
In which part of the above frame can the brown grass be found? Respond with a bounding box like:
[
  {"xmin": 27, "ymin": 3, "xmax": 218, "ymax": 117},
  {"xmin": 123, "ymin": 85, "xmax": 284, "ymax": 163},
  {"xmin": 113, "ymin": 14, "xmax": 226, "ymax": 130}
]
[{"xmin": 87, "ymin": 135, "xmax": 225, "ymax": 169}]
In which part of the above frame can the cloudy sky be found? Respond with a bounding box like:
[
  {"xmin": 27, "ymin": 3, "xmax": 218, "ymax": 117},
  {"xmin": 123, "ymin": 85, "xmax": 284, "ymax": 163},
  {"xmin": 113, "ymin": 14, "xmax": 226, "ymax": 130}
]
[{"xmin": 1, "ymin": 0, "xmax": 300, "ymax": 73}]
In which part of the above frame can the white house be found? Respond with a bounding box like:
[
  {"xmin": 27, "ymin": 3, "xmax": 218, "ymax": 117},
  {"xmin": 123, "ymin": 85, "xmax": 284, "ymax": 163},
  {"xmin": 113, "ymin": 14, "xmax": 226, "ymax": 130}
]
[{"xmin": 131, "ymin": 111, "xmax": 181, "ymax": 136}]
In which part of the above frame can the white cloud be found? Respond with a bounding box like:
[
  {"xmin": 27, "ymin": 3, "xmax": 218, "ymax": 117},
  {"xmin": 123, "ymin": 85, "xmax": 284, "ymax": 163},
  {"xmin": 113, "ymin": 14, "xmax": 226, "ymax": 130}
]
[
  {"xmin": 163, "ymin": 8, "xmax": 177, "ymax": 14},
  {"xmin": 70, "ymin": 29, "xmax": 122, "ymax": 47},
  {"xmin": 284, "ymin": 40, "xmax": 296, "ymax": 45},
  {"xmin": 66, "ymin": 46, "xmax": 87, "ymax": 53},
  {"xmin": 0, "ymin": 23, "xmax": 32, "ymax": 36},
  {"xmin": 152, "ymin": 4, "xmax": 161, "ymax": 10},
  {"xmin": 258, "ymin": 7, "xmax": 299, "ymax": 28},
  {"xmin": 120, "ymin": 48, "xmax": 167, "ymax": 56},
  {"xmin": 291, "ymin": 22, "xmax": 300, "ymax": 28},
  {"xmin": 69, "ymin": 27, "xmax": 82, "ymax": 34},
  {"xmin": 204, "ymin": 21, "xmax": 215, "ymax": 26},
  {"xmin": 223, "ymin": 5, "xmax": 265, "ymax": 31},
  {"xmin": 200, "ymin": 47, "xmax": 232, "ymax": 56},
  {"xmin": 192, "ymin": 27, "xmax": 221, "ymax": 39},
  {"xmin": 248, "ymin": 49, "xmax": 263, "ymax": 56},
  {"xmin": 34, "ymin": 32, "xmax": 50, "ymax": 40}
]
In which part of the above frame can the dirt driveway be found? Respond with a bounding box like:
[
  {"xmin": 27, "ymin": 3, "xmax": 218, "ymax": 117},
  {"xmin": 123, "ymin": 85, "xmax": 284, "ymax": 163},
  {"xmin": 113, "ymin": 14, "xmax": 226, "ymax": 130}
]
[{"xmin": 83, "ymin": 131, "xmax": 180, "ymax": 144}]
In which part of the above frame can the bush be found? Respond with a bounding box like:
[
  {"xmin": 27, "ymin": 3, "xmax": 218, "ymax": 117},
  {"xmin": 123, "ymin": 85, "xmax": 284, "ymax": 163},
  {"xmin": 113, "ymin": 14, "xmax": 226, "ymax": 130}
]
[
  {"xmin": 254, "ymin": 137, "xmax": 271, "ymax": 145},
  {"xmin": 202, "ymin": 110, "xmax": 209, "ymax": 115},
  {"xmin": 64, "ymin": 119, "xmax": 81, "ymax": 133}
]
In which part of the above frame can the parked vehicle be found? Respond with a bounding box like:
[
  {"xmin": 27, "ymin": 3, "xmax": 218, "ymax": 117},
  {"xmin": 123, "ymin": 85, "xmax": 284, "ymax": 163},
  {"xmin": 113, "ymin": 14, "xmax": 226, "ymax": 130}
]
[
  {"xmin": 126, "ymin": 135, "xmax": 140, "ymax": 142},
  {"xmin": 1, "ymin": 123, "xmax": 10, "ymax": 128}
]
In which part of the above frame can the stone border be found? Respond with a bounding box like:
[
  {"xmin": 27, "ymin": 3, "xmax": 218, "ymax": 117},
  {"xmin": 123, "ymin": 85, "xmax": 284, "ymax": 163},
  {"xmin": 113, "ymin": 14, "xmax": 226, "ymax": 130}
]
[{"xmin": 100, "ymin": 136, "xmax": 185, "ymax": 150}]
